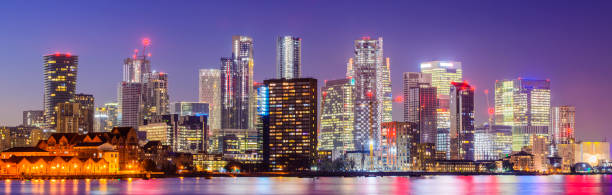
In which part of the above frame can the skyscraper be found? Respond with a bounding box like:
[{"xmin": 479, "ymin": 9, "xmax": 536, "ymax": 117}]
[
  {"xmin": 119, "ymin": 82, "xmax": 143, "ymax": 129},
  {"xmin": 276, "ymin": 36, "xmax": 301, "ymax": 79},
  {"xmin": 449, "ymin": 82, "xmax": 475, "ymax": 161},
  {"xmin": 43, "ymin": 53, "xmax": 78, "ymax": 130},
  {"xmin": 403, "ymin": 72, "xmax": 437, "ymax": 144},
  {"xmin": 94, "ymin": 102, "xmax": 119, "ymax": 132},
  {"xmin": 319, "ymin": 78, "xmax": 355, "ymax": 155},
  {"xmin": 220, "ymin": 36, "xmax": 254, "ymax": 130},
  {"xmin": 262, "ymin": 78, "xmax": 317, "ymax": 171},
  {"xmin": 199, "ymin": 69, "xmax": 221, "ymax": 131},
  {"xmin": 170, "ymin": 102, "xmax": 209, "ymax": 116},
  {"xmin": 142, "ymin": 71, "xmax": 169, "ymax": 120},
  {"xmin": 551, "ymin": 106, "xmax": 576, "ymax": 152},
  {"xmin": 23, "ymin": 110, "xmax": 44, "ymax": 128},
  {"xmin": 123, "ymin": 46, "xmax": 151, "ymax": 83},
  {"xmin": 380, "ymin": 122, "xmax": 419, "ymax": 171},
  {"xmin": 420, "ymin": 61, "xmax": 462, "ymax": 158},
  {"xmin": 73, "ymin": 93, "xmax": 94, "ymax": 133},
  {"xmin": 55, "ymin": 102, "xmax": 81, "ymax": 133},
  {"xmin": 494, "ymin": 78, "xmax": 551, "ymax": 151},
  {"xmin": 352, "ymin": 37, "xmax": 391, "ymax": 152},
  {"xmin": 141, "ymin": 114, "xmax": 207, "ymax": 153}
]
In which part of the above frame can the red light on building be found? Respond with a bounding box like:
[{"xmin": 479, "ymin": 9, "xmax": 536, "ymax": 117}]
[
  {"xmin": 148, "ymin": 53, "xmax": 152, "ymax": 57},
  {"xmin": 55, "ymin": 52, "xmax": 60, "ymax": 57},
  {"xmin": 488, "ymin": 108, "xmax": 495, "ymax": 115},
  {"xmin": 143, "ymin": 38, "xmax": 151, "ymax": 46},
  {"xmin": 134, "ymin": 49, "xmax": 139, "ymax": 53},
  {"xmin": 66, "ymin": 52, "xmax": 71, "ymax": 57},
  {"xmin": 394, "ymin": 96, "xmax": 404, "ymax": 103},
  {"xmin": 366, "ymin": 91, "xmax": 373, "ymax": 98}
]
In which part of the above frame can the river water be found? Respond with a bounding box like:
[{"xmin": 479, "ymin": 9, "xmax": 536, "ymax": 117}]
[{"xmin": 2, "ymin": 175, "xmax": 612, "ymax": 194}]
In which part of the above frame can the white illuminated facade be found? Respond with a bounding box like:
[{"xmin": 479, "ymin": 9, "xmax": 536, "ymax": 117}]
[
  {"xmin": 276, "ymin": 36, "xmax": 301, "ymax": 79},
  {"xmin": 199, "ymin": 69, "xmax": 221, "ymax": 131}
]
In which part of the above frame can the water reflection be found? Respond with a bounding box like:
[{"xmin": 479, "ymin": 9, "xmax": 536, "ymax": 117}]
[{"xmin": 0, "ymin": 175, "xmax": 610, "ymax": 194}]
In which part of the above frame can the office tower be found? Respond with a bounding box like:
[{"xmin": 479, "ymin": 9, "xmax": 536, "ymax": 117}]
[
  {"xmin": 94, "ymin": 103, "xmax": 119, "ymax": 132},
  {"xmin": 449, "ymin": 82, "xmax": 475, "ymax": 161},
  {"xmin": 276, "ymin": 36, "xmax": 302, "ymax": 79},
  {"xmin": 380, "ymin": 122, "xmax": 419, "ymax": 171},
  {"xmin": 73, "ymin": 93, "xmax": 94, "ymax": 133},
  {"xmin": 142, "ymin": 71, "xmax": 169, "ymax": 120},
  {"xmin": 220, "ymin": 57, "xmax": 239, "ymax": 129},
  {"xmin": 346, "ymin": 58, "xmax": 354, "ymax": 78},
  {"xmin": 352, "ymin": 37, "xmax": 391, "ymax": 153},
  {"xmin": 491, "ymin": 124, "xmax": 513, "ymax": 159},
  {"xmin": 420, "ymin": 61, "xmax": 462, "ymax": 156},
  {"xmin": 403, "ymin": 72, "xmax": 437, "ymax": 144},
  {"xmin": 23, "ymin": 110, "xmax": 44, "ymax": 128},
  {"xmin": 55, "ymin": 102, "xmax": 81, "ymax": 133},
  {"xmin": 319, "ymin": 78, "xmax": 355, "ymax": 155},
  {"xmin": 123, "ymin": 47, "xmax": 151, "ymax": 83},
  {"xmin": 494, "ymin": 78, "xmax": 551, "ymax": 151},
  {"xmin": 262, "ymin": 78, "xmax": 317, "ymax": 171},
  {"xmin": 141, "ymin": 114, "xmax": 207, "ymax": 154},
  {"xmin": 219, "ymin": 36, "xmax": 254, "ymax": 130},
  {"xmin": 170, "ymin": 102, "xmax": 209, "ymax": 116},
  {"xmin": 119, "ymin": 82, "xmax": 143, "ymax": 129},
  {"xmin": 529, "ymin": 135, "xmax": 549, "ymax": 172},
  {"xmin": 551, "ymin": 106, "xmax": 576, "ymax": 147},
  {"xmin": 43, "ymin": 53, "xmax": 78, "ymax": 130},
  {"xmin": 199, "ymin": 69, "xmax": 221, "ymax": 132}
]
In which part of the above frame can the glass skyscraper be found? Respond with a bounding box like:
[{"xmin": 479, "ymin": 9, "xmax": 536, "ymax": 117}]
[
  {"xmin": 199, "ymin": 69, "xmax": 221, "ymax": 132},
  {"xmin": 403, "ymin": 72, "xmax": 437, "ymax": 144},
  {"xmin": 276, "ymin": 36, "xmax": 301, "ymax": 79},
  {"xmin": 449, "ymin": 82, "xmax": 475, "ymax": 161},
  {"xmin": 43, "ymin": 53, "xmax": 78, "ymax": 130},
  {"xmin": 220, "ymin": 36, "xmax": 254, "ymax": 130},
  {"xmin": 320, "ymin": 78, "xmax": 355, "ymax": 155}
]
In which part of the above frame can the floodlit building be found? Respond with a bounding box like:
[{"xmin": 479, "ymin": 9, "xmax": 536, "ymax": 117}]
[
  {"xmin": 142, "ymin": 71, "xmax": 170, "ymax": 120},
  {"xmin": 379, "ymin": 122, "xmax": 419, "ymax": 171},
  {"xmin": 551, "ymin": 106, "xmax": 576, "ymax": 153},
  {"xmin": 199, "ymin": 69, "xmax": 221, "ymax": 133},
  {"xmin": 43, "ymin": 53, "xmax": 78, "ymax": 130},
  {"xmin": 575, "ymin": 141, "xmax": 610, "ymax": 166},
  {"xmin": 351, "ymin": 37, "xmax": 392, "ymax": 153},
  {"xmin": 276, "ymin": 36, "xmax": 302, "ymax": 79},
  {"xmin": 94, "ymin": 103, "xmax": 119, "ymax": 132},
  {"xmin": 319, "ymin": 78, "xmax": 355, "ymax": 156},
  {"xmin": 262, "ymin": 78, "xmax": 317, "ymax": 171},
  {"xmin": 495, "ymin": 78, "xmax": 551, "ymax": 151},
  {"xmin": 403, "ymin": 72, "xmax": 437, "ymax": 144},
  {"xmin": 220, "ymin": 36, "xmax": 254, "ymax": 130}
]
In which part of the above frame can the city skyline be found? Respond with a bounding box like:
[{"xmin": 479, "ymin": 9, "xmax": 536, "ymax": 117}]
[{"xmin": 1, "ymin": 1, "xmax": 612, "ymax": 142}]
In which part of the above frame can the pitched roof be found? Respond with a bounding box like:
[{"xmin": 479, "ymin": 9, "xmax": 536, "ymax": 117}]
[{"xmin": 2, "ymin": 147, "xmax": 48, "ymax": 153}]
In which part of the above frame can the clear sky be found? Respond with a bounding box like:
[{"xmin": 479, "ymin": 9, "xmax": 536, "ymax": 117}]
[{"xmin": 1, "ymin": 1, "xmax": 611, "ymax": 141}]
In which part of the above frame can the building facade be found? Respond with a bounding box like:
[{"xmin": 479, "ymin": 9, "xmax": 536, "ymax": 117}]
[
  {"xmin": 141, "ymin": 114, "xmax": 208, "ymax": 154},
  {"xmin": 449, "ymin": 82, "xmax": 475, "ymax": 161},
  {"xmin": 94, "ymin": 103, "xmax": 119, "ymax": 132},
  {"xmin": 55, "ymin": 102, "xmax": 82, "ymax": 133},
  {"xmin": 276, "ymin": 36, "xmax": 302, "ymax": 79},
  {"xmin": 73, "ymin": 93, "xmax": 95, "ymax": 133},
  {"xmin": 142, "ymin": 71, "xmax": 169, "ymax": 120},
  {"xmin": 379, "ymin": 122, "xmax": 419, "ymax": 171},
  {"xmin": 118, "ymin": 82, "xmax": 143, "ymax": 129},
  {"xmin": 403, "ymin": 72, "xmax": 437, "ymax": 144},
  {"xmin": 262, "ymin": 78, "xmax": 317, "ymax": 171},
  {"xmin": 44, "ymin": 53, "xmax": 78, "ymax": 130},
  {"xmin": 23, "ymin": 110, "xmax": 45, "ymax": 128},
  {"xmin": 551, "ymin": 106, "xmax": 576, "ymax": 152},
  {"xmin": 199, "ymin": 69, "xmax": 221, "ymax": 132},
  {"xmin": 494, "ymin": 78, "xmax": 551, "ymax": 151},
  {"xmin": 319, "ymin": 78, "xmax": 355, "ymax": 156}
]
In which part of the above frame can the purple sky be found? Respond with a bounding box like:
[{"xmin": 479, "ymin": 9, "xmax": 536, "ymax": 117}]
[{"xmin": 1, "ymin": 1, "xmax": 611, "ymax": 141}]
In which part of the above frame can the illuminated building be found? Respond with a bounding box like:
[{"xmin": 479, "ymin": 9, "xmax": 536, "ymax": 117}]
[
  {"xmin": 118, "ymin": 82, "xmax": 143, "ymax": 129},
  {"xmin": 449, "ymin": 82, "xmax": 475, "ymax": 161},
  {"xmin": 492, "ymin": 125, "xmax": 513, "ymax": 158},
  {"xmin": 319, "ymin": 78, "xmax": 355, "ymax": 156},
  {"xmin": 44, "ymin": 53, "xmax": 78, "ymax": 130},
  {"xmin": 55, "ymin": 102, "xmax": 82, "ymax": 133},
  {"xmin": 494, "ymin": 78, "xmax": 551, "ymax": 151},
  {"xmin": 220, "ymin": 36, "xmax": 254, "ymax": 130},
  {"xmin": 142, "ymin": 71, "xmax": 170, "ymax": 120},
  {"xmin": 474, "ymin": 127, "xmax": 495, "ymax": 160},
  {"xmin": 262, "ymin": 78, "xmax": 317, "ymax": 171},
  {"xmin": 522, "ymin": 135, "xmax": 549, "ymax": 172},
  {"xmin": 170, "ymin": 102, "xmax": 209, "ymax": 116},
  {"xmin": 379, "ymin": 122, "xmax": 418, "ymax": 171},
  {"xmin": 123, "ymin": 47, "xmax": 150, "ymax": 83},
  {"xmin": 403, "ymin": 72, "xmax": 437, "ymax": 144},
  {"xmin": 551, "ymin": 106, "xmax": 575, "ymax": 153},
  {"xmin": 575, "ymin": 141, "xmax": 610, "ymax": 166},
  {"xmin": 414, "ymin": 143, "xmax": 437, "ymax": 171},
  {"xmin": 420, "ymin": 61, "xmax": 462, "ymax": 158},
  {"xmin": 199, "ymin": 69, "xmax": 221, "ymax": 134},
  {"xmin": 23, "ymin": 110, "xmax": 44, "ymax": 128},
  {"xmin": 142, "ymin": 114, "xmax": 207, "ymax": 154},
  {"xmin": 276, "ymin": 36, "xmax": 302, "ymax": 79},
  {"xmin": 73, "ymin": 93, "xmax": 95, "ymax": 133},
  {"xmin": 94, "ymin": 103, "xmax": 119, "ymax": 132},
  {"xmin": 557, "ymin": 143, "xmax": 576, "ymax": 172},
  {"xmin": 352, "ymin": 37, "xmax": 392, "ymax": 153},
  {"xmin": 505, "ymin": 151, "xmax": 535, "ymax": 172}
]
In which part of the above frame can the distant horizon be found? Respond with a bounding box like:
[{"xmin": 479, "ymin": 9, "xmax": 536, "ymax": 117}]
[{"xmin": 1, "ymin": 1, "xmax": 611, "ymax": 142}]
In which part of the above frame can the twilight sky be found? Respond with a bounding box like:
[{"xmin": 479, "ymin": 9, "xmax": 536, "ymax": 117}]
[{"xmin": 1, "ymin": 1, "xmax": 611, "ymax": 141}]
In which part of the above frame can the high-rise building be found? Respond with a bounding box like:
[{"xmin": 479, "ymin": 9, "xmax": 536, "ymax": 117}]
[
  {"xmin": 94, "ymin": 102, "xmax": 119, "ymax": 132},
  {"xmin": 403, "ymin": 72, "xmax": 437, "ymax": 144},
  {"xmin": 474, "ymin": 124, "xmax": 512, "ymax": 161},
  {"xmin": 380, "ymin": 122, "xmax": 419, "ymax": 171},
  {"xmin": 551, "ymin": 106, "xmax": 576, "ymax": 148},
  {"xmin": 352, "ymin": 37, "xmax": 391, "ymax": 153},
  {"xmin": 494, "ymin": 78, "xmax": 551, "ymax": 151},
  {"xmin": 420, "ymin": 61, "xmax": 462, "ymax": 156},
  {"xmin": 199, "ymin": 69, "xmax": 221, "ymax": 132},
  {"xmin": 142, "ymin": 71, "xmax": 169, "ymax": 120},
  {"xmin": 23, "ymin": 110, "xmax": 44, "ymax": 128},
  {"xmin": 43, "ymin": 53, "xmax": 78, "ymax": 130},
  {"xmin": 73, "ymin": 93, "xmax": 94, "ymax": 133},
  {"xmin": 319, "ymin": 78, "xmax": 355, "ymax": 155},
  {"xmin": 123, "ymin": 49, "xmax": 151, "ymax": 83},
  {"xmin": 449, "ymin": 82, "xmax": 475, "ymax": 161},
  {"xmin": 141, "ymin": 114, "xmax": 207, "ymax": 153},
  {"xmin": 220, "ymin": 36, "xmax": 254, "ymax": 130},
  {"xmin": 55, "ymin": 102, "xmax": 81, "ymax": 133},
  {"xmin": 276, "ymin": 36, "xmax": 301, "ymax": 79},
  {"xmin": 262, "ymin": 78, "xmax": 317, "ymax": 171},
  {"xmin": 119, "ymin": 82, "xmax": 143, "ymax": 129},
  {"xmin": 170, "ymin": 102, "xmax": 209, "ymax": 116}
]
